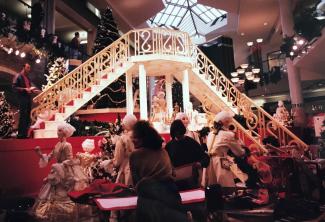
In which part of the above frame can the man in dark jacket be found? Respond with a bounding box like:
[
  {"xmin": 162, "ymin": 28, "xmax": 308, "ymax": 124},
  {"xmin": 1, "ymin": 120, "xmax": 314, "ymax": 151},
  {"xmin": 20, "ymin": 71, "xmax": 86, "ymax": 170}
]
[{"xmin": 12, "ymin": 63, "xmax": 38, "ymax": 138}]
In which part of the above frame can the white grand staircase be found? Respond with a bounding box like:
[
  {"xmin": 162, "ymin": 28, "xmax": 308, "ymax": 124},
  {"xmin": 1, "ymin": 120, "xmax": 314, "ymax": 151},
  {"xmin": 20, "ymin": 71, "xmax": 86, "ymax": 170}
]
[{"xmin": 31, "ymin": 28, "xmax": 307, "ymax": 153}]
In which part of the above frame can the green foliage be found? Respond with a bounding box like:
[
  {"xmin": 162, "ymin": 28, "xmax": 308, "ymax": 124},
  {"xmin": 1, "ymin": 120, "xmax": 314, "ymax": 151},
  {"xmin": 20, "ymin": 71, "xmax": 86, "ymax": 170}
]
[
  {"xmin": 294, "ymin": 0, "xmax": 325, "ymax": 41},
  {"xmin": 172, "ymin": 80, "xmax": 183, "ymax": 110},
  {"xmin": 93, "ymin": 8, "xmax": 120, "ymax": 54},
  {"xmin": 0, "ymin": 92, "xmax": 14, "ymax": 138},
  {"xmin": 42, "ymin": 57, "xmax": 67, "ymax": 90},
  {"xmin": 68, "ymin": 115, "xmax": 123, "ymax": 137}
]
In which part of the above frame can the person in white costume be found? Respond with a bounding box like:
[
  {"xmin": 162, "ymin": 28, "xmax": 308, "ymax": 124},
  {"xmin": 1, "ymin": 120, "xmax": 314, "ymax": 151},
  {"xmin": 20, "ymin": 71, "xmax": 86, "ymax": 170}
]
[{"xmin": 202, "ymin": 111, "xmax": 247, "ymax": 187}]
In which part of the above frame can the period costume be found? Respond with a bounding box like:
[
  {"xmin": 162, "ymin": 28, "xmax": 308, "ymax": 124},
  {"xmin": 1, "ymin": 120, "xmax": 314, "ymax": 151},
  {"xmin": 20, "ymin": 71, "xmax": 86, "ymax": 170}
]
[
  {"xmin": 32, "ymin": 123, "xmax": 89, "ymax": 221},
  {"xmin": 202, "ymin": 111, "xmax": 247, "ymax": 187},
  {"xmin": 112, "ymin": 114, "xmax": 137, "ymax": 186}
]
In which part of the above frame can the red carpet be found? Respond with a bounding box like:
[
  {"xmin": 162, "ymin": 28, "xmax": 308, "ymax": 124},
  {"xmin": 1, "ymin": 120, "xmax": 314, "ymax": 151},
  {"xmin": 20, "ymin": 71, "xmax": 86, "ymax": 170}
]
[{"xmin": 0, "ymin": 134, "xmax": 171, "ymax": 198}]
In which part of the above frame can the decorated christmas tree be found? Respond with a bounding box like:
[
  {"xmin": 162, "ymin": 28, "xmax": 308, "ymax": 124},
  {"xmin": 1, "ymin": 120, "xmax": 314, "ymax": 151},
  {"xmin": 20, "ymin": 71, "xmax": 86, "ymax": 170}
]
[
  {"xmin": 93, "ymin": 8, "xmax": 120, "ymax": 54},
  {"xmin": 172, "ymin": 79, "xmax": 183, "ymax": 110},
  {"xmin": 91, "ymin": 7, "xmax": 126, "ymax": 108},
  {"xmin": 319, "ymin": 120, "xmax": 325, "ymax": 158},
  {"xmin": 42, "ymin": 57, "xmax": 67, "ymax": 90},
  {"xmin": 0, "ymin": 92, "xmax": 14, "ymax": 138}
]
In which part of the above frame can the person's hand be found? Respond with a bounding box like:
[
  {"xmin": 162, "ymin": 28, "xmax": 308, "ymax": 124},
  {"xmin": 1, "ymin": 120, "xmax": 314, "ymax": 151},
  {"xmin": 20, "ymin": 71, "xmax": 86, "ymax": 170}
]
[{"xmin": 25, "ymin": 88, "xmax": 32, "ymax": 94}]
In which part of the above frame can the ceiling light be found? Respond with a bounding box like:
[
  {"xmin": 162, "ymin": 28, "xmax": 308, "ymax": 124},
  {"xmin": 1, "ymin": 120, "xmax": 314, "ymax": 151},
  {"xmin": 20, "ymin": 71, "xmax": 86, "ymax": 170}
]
[
  {"xmin": 263, "ymin": 22, "xmax": 268, "ymax": 26},
  {"xmin": 302, "ymin": 50, "xmax": 306, "ymax": 54},
  {"xmin": 292, "ymin": 45, "xmax": 298, "ymax": 50},
  {"xmin": 15, "ymin": 50, "xmax": 19, "ymax": 55},
  {"xmin": 240, "ymin": 64, "xmax": 249, "ymax": 69},
  {"xmin": 231, "ymin": 77, "xmax": 239, "ymax": 83},
  {"xmin": 231, "ymin": 72, "xmax": 238, "ymax": 77},
  {"xmin": 237, "ymin": 68, "xmax": 245, "ymax": 74},
  {"xmin": 36, "ymin": 58, "xmax": 41, "ymax": 63},
  {"xmin": 256, "ymin": 38, "xmax": 263, "ymax": 43},
  {"xmin": 290, "ymin": 51, "xmax": 294, "ymax": 56},
  {"xmin": 253, "ymin": 77, "xmax": 261, "ymax": 82},
  {"xmin": 241, "ymin": 32, "xmax": 245, "ymax": 36},
  {"xmin": 298, "ymin": 39, "xmax": 305, "ymax": 45},
  {"xmin": 247, "ymin": 41, "xmax": 254, "ymax": 47},
  {"xmin": 245, "ymin": 71, "xmax": 253, "ymax": 77},
  {"xmin": 20, "ymin": 52, "xmax": 26, "ymax": 58},
  {"xmin": 315, "ymin": 15, "xmax": 325, "ymax": 20},
  {"xmin": 252, "ymin": 68, "xmax": 260, "ymax": 73}
]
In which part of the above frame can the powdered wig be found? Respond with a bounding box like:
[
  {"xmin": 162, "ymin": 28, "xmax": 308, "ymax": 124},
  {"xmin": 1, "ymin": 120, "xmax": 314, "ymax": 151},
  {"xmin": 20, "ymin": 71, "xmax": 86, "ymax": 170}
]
[
  {"xmin": 214, "ymin": 111, "xmax": 234, "ymax": 123},
  {"xmin": 122, "ymin": 114, "xmax": 137, "ymax": 129},
  {"xmin": 57, "ymin": 122, "xmax": 76, "ymax": 137},
  {"xmin": 175, "ymin": 112, "xmax": 188, "ymax": 120}
]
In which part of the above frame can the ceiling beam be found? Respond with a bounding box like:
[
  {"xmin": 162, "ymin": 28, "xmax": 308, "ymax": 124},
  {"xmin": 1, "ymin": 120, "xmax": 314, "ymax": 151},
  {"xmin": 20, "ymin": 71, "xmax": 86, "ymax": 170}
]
[{"xmin": 56, "ymin": 0, "xmax": 98, "ymax": 32}]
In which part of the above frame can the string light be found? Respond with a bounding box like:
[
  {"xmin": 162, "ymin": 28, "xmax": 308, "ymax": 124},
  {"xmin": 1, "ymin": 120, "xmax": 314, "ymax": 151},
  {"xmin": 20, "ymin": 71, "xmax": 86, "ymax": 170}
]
[
  {"xmin": 15, "ymin": 50, "xmax": 19, "ymax": 55},
  {"xmin": 36, "ymin": 58, "xmax": 41, "ymax": 63},
  {"xmin": 20, "ymin": 52, "xmax": 26, "ymax": 58}
]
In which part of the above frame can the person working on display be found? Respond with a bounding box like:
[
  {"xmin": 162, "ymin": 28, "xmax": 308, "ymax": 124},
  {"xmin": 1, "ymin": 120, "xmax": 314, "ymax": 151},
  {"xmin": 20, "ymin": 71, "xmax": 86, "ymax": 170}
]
[{"xmin": 12, "ymin": 63, "xmax": 40, "ymax": 138}]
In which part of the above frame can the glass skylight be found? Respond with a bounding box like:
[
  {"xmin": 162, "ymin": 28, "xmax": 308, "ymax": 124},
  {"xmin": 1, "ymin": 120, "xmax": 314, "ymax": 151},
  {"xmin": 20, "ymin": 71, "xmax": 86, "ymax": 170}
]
[{"xmin": 147, "ymin": 0, "xmax": 227, "ymax": 44}]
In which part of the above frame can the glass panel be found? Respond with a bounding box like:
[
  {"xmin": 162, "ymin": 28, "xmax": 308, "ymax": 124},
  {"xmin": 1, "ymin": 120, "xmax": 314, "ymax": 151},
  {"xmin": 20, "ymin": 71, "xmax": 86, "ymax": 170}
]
[
  {"xmin": 165, "ymin": 5, "xmax": 174, "ymax": 14},
  {"xmin": 178, "ymin": 8, "xmax": 187, "ymax": 16},
  {"xmin": 160, "ymin": 14, "xmax": 170, "ymax": 24},
  {"xmin": 200, "ymin": 14, "xmax": 210, "ymax": 22},
  {"xmin": 172, "ymin": 16, "xmax": 182, "ymax": 26},
  {"xmin": 192, "ymin": 6, "xmax": 202, "ymax": 14},
  {"xmin": 153, "ymin": 12, "xmax": 163, "ymax": 23}
]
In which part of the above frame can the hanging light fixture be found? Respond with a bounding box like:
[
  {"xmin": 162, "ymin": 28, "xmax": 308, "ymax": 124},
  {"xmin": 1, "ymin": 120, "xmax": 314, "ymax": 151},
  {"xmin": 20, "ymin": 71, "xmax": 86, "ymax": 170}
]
[
  {"xmin": 231, "ymin": 77, "xmax": 239, "ymax": 83},
  {"xmin": 240, "ymin": 64, "xmax": 249, "ymax": 69},
  {"xmin": 253, "ymin": 77, "xmax": 261, "ymax": 82},
  {"xmin": 237, "ymin": 68, "xmax": 245, "ymax": 74},
  {"xmin": 245, "ymin": 71, "xmax": 253, "ymax": 77},
  {"xmin": 252, "ymin": 68, "xmax": 260, "ymax": 73},
  {"xmin": 247, "ymin": 42, "xmax": 254, "ymax": 47},
  {"xmin": 231, "ymin": 72, "xmax": 238, "ymax": 77},
  {"xmin": 256, "ymin": 38, "xmax": 263, "ymax": 43}
]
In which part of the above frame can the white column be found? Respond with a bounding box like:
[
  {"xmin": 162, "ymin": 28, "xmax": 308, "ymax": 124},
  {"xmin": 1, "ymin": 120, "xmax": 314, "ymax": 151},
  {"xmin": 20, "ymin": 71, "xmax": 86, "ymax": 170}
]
[
  {"xmin": 126, "ymin": 72, "xmax": 133, "ymax": 115},
  {"xmin": 279, "ymin": 0, "xmax": 305, "ymax": 126},
  {"xmin": 139, "ymin": 64, "xmax": 148, "ymax": 120},
  {"xmin": 182, "ymin": 69, "xmax": 190, "ymax": 114},
  {"xmin": 165, "ymin": 74, "xmax": 173, "ymax": 118}
]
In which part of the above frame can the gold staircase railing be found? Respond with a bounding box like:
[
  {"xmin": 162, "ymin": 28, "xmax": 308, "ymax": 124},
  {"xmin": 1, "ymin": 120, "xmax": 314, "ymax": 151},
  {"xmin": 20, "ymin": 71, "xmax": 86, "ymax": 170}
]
[
  {"xmin": 190, "ymin": 46, "xmax": 308, "ymax": 151},
  {"xmin": 31, "ymin": 28, "xmax": 307, "ymax": 151},
  {"xmin": 31, "ymin": 28, "xmax": 192, "ymax": 122}
]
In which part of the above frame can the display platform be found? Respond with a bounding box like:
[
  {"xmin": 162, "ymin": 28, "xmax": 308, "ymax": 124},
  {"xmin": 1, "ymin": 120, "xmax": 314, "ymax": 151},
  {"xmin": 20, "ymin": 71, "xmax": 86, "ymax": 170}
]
[{"xmin": 0, "ymin": 133, "xmax": 171, "ymax": 197}]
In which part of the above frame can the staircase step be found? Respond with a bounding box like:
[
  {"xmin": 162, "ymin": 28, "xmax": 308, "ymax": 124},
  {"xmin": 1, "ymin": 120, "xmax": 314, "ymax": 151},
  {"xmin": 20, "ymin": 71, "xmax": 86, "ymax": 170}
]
[
  {"xmin": 44, "ymin": 121, "xmax": 59, "ymax": 130},
  {"xmin": 55, "ymin": 113, "xmax": 66, "ymax": 121},
  {"xmin": 33, "ymin": 129, "xmax": 58, "ymax": 138}
]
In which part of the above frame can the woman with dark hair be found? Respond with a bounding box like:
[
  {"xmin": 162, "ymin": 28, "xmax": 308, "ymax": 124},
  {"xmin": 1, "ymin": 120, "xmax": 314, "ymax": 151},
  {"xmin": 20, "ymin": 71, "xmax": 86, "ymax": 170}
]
[
  {"xmin": 129, "ymin": 120, "xmax": 189, "ymax": 222},
  {"xmin": 167, "ymin": 120, "xmax": 209, "ymax": 168},
  {"xmin": 166, "ymin": 120, "xmax": 209, "ymax": 190}
]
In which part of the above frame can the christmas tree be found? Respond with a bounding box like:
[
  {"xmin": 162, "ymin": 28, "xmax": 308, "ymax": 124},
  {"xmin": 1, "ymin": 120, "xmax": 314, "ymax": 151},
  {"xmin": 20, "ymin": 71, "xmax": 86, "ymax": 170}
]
[
  {"xmin": 42, "ymin": 57, "xmax": 67, "ymax": 90},
  {"xmin": 172, "ymin": 79, "xmax": 183, "ymax": 110},
  {"xmin": 93, "ymin": 8, "xmax": 120, "ymax": 54},
  {"xmin": 0, "ymin": 92, "xmax": 14, "ymax": 138},
  {"xmin": 90, "ymin": 7, "xmax": 126, "ymax": 108},
  {"xmin": 319, "ymin": 120, "xmax": 325, "ymax": 158}
]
